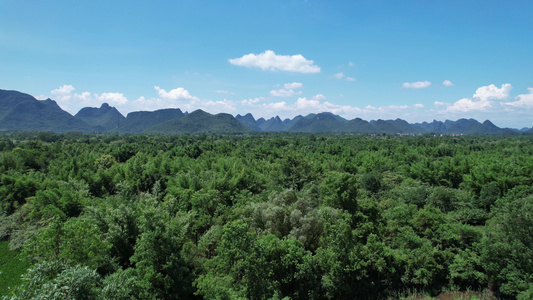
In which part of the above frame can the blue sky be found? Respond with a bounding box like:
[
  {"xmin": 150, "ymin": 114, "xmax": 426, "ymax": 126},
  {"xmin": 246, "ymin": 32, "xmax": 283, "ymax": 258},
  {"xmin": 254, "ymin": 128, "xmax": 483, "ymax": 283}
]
[{"xmin": 1, "ymin": 0, "xmax": 533, "ymax": 128}]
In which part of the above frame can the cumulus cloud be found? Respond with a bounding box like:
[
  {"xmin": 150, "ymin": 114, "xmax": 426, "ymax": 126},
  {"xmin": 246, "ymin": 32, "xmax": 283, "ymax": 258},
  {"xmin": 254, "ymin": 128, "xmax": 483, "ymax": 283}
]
[
  {"xmin": 438, "ymin": 83, "xmax": 512, "ymax": 113},
  {"xmin": 443, "ymin": 98, "xmax": 492, "ymax": 112},
  {"xmin": 97, "ymin": 92, "xmax": 128, "ymax": 105},
  {"xmin": 270, "ymin": 82, "xmax": 304, "ymax": 97},
  {"xmin": 154, "ymin": 86, "xmax": 198, "ymax": 101},
  {"xmin": 51, "ymin": 84, "xmax": 75, "ymax": 98},
  {"xmin": 402, "ymin": 81, "xmax": 431, "ymax": 89},
  {"xmin": 137, "ymin": 86, "xmax": 236, "ymax": 113},
  {"xmin": 50, "ymin": 85, "xmax": 79, "ymax": 108},
  {"xmin": 473, "ymin": 83, "xmax": 511, "ymax": 101},
  {"xmin": 47, "ymin": 85, "xmax": 129, "ymax": 113},
  {"xmin": 502, "ymin": 88, "xmax": 533, "ymax": 107},
  {"xmin": 283, "ymin": 82, "xmax": 303, "ymax": 90},
  {"xmin": 228, "ymin": 50, "xmax": 320, "ymax": 73},
  {"xmin": 442, "ymin": 80, "xmax": 454, "ymax": 87},
  {"xmin": 332, "ymin": 72, "xmax": 356, "ymax": 82},
  {"xmin": 414, "ymin": 104, "xmax": 425, "ymax": 109}
]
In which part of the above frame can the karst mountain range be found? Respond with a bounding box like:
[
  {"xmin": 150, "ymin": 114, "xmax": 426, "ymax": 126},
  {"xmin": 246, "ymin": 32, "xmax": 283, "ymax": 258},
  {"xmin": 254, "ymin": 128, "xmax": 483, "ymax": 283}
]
[{"xmin": 1, "ymin": 89, "xmax": 531, "ymax": 134}]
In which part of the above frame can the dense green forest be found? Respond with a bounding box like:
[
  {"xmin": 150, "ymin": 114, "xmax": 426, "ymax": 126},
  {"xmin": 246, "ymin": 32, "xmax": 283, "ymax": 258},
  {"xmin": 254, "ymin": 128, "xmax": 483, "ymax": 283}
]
[{"xmin": 0, "ymin": 132, "xmax": 532, "ymax": 299}]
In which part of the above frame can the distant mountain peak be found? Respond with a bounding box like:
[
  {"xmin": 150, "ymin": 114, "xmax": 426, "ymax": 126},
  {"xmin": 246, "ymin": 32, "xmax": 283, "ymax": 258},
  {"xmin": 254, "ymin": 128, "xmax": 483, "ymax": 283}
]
[
  {"xmin": 74, "ymin": 102, "xmax": 125, "ymax": 131},
  {"xmin": 41, "ymin": 98, "xmax": 58, "ymax": 105}
]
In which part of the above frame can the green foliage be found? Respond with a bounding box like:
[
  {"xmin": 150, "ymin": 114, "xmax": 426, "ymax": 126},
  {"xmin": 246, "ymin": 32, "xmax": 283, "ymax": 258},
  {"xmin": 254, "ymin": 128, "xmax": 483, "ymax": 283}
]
[
  {"xmin": 0, "ymin": 133, "xmax": 532, "ymax": 299},
  {"xmin": 22, "ymin": 215, "xmax": 113, "ymax": 272},
  {"xmin": 196, "ymin": 220, "xmax": 313, "ymax": 299},
  {"xmin": 322, "ymin": 171, "xmax": 358, "ymax": 214},
  {"xmin": 0, "ymin": 171, "xmax": 41, "ymax": 214},
  {"xmin": 130, "ymin": 195, "xmax": 194, "ymax": 299},
  {"xmin": 361, "ymin": 172, "xmax": 382, "ymax": 194},
  {"xmin": 279, "ymin": 153, "xmax": 318, "ymax": 190},
  {"xmin": 479, "ymin": 195, "xmax": 533, "ymax": 297}
]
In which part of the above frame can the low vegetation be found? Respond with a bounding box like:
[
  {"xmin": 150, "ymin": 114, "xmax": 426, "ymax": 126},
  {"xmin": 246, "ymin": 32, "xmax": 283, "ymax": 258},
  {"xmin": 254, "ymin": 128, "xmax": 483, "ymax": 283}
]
[{"xmin": 0, "ymin": 241, "xmax": 29, "ymax": 297}]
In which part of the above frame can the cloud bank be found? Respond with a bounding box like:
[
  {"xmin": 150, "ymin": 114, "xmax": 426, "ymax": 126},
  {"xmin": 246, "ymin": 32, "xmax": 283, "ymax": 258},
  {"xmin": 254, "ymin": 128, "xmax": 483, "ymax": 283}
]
[
  {"xmin": 39, "ymin": 82, "xmax": 533, "ymax": 128},
  {"xmin": 46, "ymin": 85, "xmax": 236, "ymax": 115}
]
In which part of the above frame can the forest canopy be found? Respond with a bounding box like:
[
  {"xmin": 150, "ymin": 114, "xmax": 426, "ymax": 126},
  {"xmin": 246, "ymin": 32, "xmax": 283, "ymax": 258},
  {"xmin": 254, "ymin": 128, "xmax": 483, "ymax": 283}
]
[{"xmin": 0, "ymin": 132, "xmax": 532, "ymax": 299}]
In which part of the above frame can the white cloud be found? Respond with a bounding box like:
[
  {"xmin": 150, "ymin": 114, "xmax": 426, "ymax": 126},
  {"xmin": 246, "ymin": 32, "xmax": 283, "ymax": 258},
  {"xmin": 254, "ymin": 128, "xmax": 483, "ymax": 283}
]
[
  {"xmin": 246, "ymin": 93, "xmax": 414, "ymax": 121},
  {"xmin": 502, "ymin": 88, "xmax": 533, "ymax": 107},
  {"xmin": 51, "ymin": 84, "xmax": 75, "ymax": 98},
  {"xmin": 135, "ymin": 86, "xmax": 236, "ymax": 113},
  {"xmin": 45, "ymin": 84, "xmax": 238, "ymax": 115},
  {"xmin": 131, "ymin": 91, "xmax": 235, "ymax": 114},
  {"xmin": 50, "ymin": 85, "xmax": 77, "ymax": 107},
  {"xmin": 154, "ymin": 86, "xmax": 198, "ymax": 101},
  {"xmin": 332, "ymin": 72, "xmax": 356, "ymax": 82},
  {"xmin": 473, "ymin": 83, "xmax": 511, "ymax": 101},
  {"xmin": 97, "ymin": 92, "xmax": 128, "ymax": 105},
  {"xmin": 333, "ymin": 72, "xmax": 345, "ymax": 80},
  {"xmin": 284, "ymin": 82, "xmax": 303, "ymax": 90},
  {"xmin": 313, "ymin": 94, "xmax": 327, "ymax": 101},
  {"xmin": 414, "ymin": 104, "xmax": 425, "ymax": 109},
  {"xmin": 270, "ymin": 82, "xmax": 303, "ymax": 97},
  {"xmin": 241, "ymin": 97, "xmax": 265, "ymax": 105},
  {"xmin": 270, "ymin": 89, "xmax": 302, "ymax": 97},
  {"xmin": 76, "ymin": 91, "xmax": 92, "ymax": 103},
  {"xmin": 259, "ymin": 94, "xmax": 334, "ymax": 115},
  {"xmin": 228, "ymin": 50, "xmax": 320, "ymax": 73},
  {"xmin": 445, "ymin": 97, "xmax": 492, "ymax": 112},
  {"xmin": 402, "ymin": 81, "xmax": 431, "ymax": 89},
  {"xmin": 48, "ymin": 85, "xmax": 129, "ymax": 113},
  {"xmin": 442, "ymin": 80, "xmax": 454, "ymax": 87},
  {"xmin": 439, "ymin": 83, "xmax": 512, "ymax": 113},
  {"xmin": 201, "ymin": 99, "xmax": 236, "ymax": 112}
]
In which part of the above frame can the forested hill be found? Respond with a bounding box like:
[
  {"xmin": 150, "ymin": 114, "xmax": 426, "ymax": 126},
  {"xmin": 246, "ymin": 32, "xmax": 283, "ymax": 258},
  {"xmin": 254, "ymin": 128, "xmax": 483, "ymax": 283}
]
[
  {"xmin": 0, "ymin": 90, "xmax": 94, "ymax": 132},
  {"xmin": 143, "ymin": 109, "xmax": 250, "ymax": 134},
  {"xmin": 0, "ymin": 89, "xmax": 531, "ymax": 134}
]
